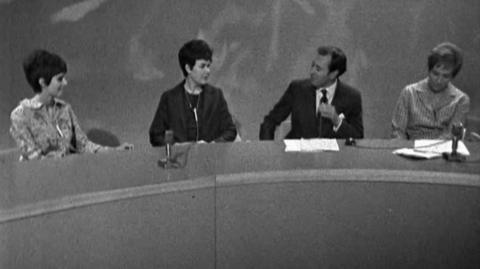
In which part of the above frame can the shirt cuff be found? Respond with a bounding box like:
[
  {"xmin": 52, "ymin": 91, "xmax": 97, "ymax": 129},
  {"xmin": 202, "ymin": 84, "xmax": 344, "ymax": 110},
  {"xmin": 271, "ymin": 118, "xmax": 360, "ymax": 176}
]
[{"xmin": 333, "ymin": 113, "xmax": 345, "ymax": 132}]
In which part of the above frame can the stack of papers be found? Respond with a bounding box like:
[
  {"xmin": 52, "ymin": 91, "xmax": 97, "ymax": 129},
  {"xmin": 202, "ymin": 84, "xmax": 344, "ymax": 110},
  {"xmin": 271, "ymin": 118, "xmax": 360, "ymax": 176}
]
[
  {"xmin": 393, "ymin": 139, "xmax": 470, "ymax": 159},
  {"xmin": 284, "ymin": 139, "xmax": 339, "ymax": 152}
]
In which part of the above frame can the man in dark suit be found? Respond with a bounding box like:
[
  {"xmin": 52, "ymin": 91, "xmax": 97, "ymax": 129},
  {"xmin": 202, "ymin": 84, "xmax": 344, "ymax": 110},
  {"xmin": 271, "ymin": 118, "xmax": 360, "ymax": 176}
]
[
  {"xmin": 259, "ymin": 46, "xmax": 363, "ymax": 140},
  {"xmin": 149, "ymin": 39, "xmax": 237, "ymax": 146}
]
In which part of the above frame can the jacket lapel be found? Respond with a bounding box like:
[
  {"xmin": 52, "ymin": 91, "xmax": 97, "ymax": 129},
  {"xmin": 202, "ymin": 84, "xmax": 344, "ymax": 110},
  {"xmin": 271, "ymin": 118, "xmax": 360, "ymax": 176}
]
[
  {"xmin": 308, "ymin": 84, "xmax": 317, "ymax": 117},
  {"xmin": 323, "ymin": 82, "xmax": 344, "ymax": 137},
  {"xmin": 198, "ymin": 85, "xmax": 209, "ymax": 122},
  {"xmin": 172, "ymin": 82, "xmax": 188, "ymax": 133},
  {"xmin": 331, "ymin": 81, "xmax": 345, "ymax": 113}
]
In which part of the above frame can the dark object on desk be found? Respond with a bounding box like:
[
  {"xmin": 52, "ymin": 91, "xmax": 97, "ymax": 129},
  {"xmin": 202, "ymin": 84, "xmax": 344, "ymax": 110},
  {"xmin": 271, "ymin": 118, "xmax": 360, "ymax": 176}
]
[
  {"xmin": 345, "ymin": 137, "xmax": 356, "ymax": 146},
  {"xmin": 443, "ymin": 123, "xmax": 467, "ymax": 162},
  {"xmin": 443, "ymin": 152, "xmax": 467, "ymax": 162},
  {"xmin": 86, "ymin": 128, "xmax": 121, "ymax": 147}
]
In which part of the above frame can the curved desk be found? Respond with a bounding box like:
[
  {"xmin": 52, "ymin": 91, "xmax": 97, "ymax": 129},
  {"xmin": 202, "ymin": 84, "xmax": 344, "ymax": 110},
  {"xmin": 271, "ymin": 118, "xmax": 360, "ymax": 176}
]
[{"xmin": 1, "ymin": 140, "xmax": 479, "ymax": 268}]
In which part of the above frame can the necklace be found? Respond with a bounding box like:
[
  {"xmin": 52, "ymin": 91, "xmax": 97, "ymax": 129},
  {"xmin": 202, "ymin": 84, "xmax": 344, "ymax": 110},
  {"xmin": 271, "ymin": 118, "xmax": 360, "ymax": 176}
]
[
  {"xmin": 185, "ymin": 91, "xmax": 200, "ymax": 110},
  {"xmin": 43, "ymin": 101, "xmax": 64, "ymax": 138},
  {"xmin": 185, "ymin": 91, "xmax": 201, "ymax": 141}
]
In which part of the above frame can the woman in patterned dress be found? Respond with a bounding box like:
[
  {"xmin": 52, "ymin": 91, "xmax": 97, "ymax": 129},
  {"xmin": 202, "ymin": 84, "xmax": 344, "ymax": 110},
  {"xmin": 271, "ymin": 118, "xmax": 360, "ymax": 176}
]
[{"xmin": 10, "ymin": 49, "xmax": 132, "ymax": 161}]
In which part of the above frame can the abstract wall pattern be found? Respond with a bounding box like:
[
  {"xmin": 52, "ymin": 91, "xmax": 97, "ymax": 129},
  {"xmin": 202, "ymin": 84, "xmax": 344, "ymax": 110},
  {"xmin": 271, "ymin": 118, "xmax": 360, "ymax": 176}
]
[{"xmin": 1, "ymin": 0, "xmax": 479, "ymax": 149}]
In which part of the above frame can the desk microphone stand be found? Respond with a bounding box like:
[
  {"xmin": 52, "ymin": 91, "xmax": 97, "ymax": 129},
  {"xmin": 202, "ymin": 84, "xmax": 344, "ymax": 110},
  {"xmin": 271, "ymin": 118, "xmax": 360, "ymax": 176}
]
[
  {"xmin": 158, "ymin": 130, "xmax": 180, "ymax": 168},
  {"xmin": 443, "ymin": 124, "xmax": 466, "ymax": 162}
]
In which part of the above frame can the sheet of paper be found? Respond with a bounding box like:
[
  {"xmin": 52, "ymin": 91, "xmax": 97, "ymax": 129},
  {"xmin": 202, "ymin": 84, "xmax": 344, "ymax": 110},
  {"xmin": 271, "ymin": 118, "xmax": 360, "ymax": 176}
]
[
  {"xmin": 393, "ymin": 139, "xmax": 470, "ymax": 159},
  {"xmin": 284, "ymin": 139, "xmax": 339, "ymax": 152},
  {"xmin": 414, "ymin": 139, "xmax": 470, "ymax": 156},
  {"xmin": 392, "ymin": 148, "xmax": 442, "ymax": 159},
  {"xmin": 284, "ymin": 139, "xmax": 302, "ymax": 152}
]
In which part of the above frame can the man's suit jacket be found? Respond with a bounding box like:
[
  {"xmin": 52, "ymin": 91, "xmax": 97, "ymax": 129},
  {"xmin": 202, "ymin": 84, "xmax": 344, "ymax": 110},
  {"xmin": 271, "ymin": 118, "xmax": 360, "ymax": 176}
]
[
  {"xmin": 259, "ymin": 79, "xmax": 363, "ymax": 139},
  {"xmin": 149, "ymin": 81, "xmax": 237, "ymax": 146}
]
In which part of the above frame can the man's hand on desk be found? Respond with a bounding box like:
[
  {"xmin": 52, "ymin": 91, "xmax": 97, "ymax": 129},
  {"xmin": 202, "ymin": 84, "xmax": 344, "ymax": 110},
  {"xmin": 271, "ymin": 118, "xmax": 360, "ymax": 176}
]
[{"xmin": 115, "ymin": 143, "xmax": 134, "ymax": 151}]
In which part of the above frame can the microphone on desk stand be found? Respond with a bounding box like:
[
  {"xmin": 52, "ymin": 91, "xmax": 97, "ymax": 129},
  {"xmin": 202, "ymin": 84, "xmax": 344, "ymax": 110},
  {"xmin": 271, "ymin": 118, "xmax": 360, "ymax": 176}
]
[
  {"xmin": 165, "ymin": 130, "xmax": 173, "ymax": 160},
  {"xmin": 158, "ymin": 130, "xmax": 180, "ymax": 168},
  {"xmin": 443, "ymin": 123, "xmax": 466, "ymax": 162}
]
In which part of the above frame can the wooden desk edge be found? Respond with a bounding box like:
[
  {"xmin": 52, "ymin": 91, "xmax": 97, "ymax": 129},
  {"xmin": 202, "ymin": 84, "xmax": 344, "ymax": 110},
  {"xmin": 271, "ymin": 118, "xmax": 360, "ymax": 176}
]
[{"xmin": 1, "ymin": 168, "xmax": 479, "ymax": 224}]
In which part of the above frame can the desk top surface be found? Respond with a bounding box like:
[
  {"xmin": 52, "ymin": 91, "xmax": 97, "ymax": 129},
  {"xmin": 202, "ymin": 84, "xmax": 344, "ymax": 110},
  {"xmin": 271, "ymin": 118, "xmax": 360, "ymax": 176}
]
[{"xmin": 1, "ymin": 140, "xmax": 479, "ymax": 212}]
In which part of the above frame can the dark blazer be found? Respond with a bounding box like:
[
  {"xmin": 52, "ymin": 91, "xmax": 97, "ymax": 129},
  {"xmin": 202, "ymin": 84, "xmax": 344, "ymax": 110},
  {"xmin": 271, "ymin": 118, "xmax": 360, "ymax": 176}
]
[
  {"xmin": 149, "ymin": 81, "xmax": 237, "ymax": 146},
  {"xmin": 259, "ymin": 79, "xmax": 363, "ymax": 139}
]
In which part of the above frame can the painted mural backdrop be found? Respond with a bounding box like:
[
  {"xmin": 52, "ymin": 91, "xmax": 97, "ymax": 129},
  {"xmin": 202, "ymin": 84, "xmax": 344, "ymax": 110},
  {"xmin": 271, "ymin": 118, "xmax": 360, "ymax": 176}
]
[{"xmin": 1, "ymin": 0, "xmax": 479, "ymax": 149}]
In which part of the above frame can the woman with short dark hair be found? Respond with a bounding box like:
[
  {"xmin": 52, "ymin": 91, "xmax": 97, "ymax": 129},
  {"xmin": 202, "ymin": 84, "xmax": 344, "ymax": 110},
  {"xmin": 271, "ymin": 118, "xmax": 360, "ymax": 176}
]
[
  {"xmin": 10, "ymin": 49, "xmax": 132, "ymax": 161},
  {"xmin": 149, "ymin": 39, "xmax": 237, "ymax": 146}
]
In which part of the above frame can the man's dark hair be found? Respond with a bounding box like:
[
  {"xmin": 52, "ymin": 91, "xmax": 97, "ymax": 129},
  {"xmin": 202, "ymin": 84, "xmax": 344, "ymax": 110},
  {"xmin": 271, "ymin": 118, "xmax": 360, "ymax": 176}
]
[
  {"xmin": 427, "ymin": 42, "xmax": 463, "ymax": 78},
  {"xmin": 23, "ymin": 49, "xmax": 67, "ymax": 93},
  {"xmin": 178, "ymin": 39, "xmax": 213, "ymax": 77},
  {"xmin": 317, "ymin": 46, "xmax": 347, "ymax": 78}
]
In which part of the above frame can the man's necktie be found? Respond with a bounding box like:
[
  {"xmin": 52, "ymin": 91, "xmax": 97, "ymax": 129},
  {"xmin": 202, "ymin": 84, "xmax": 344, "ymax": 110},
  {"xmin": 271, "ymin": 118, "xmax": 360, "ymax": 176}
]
[
  {"xmin": 317, "ymin": 89, "xmax": 328, "ymax": 137},
  {"xmin": 320, "ymin": 89, "xmax": 328, "ymax": 104}
]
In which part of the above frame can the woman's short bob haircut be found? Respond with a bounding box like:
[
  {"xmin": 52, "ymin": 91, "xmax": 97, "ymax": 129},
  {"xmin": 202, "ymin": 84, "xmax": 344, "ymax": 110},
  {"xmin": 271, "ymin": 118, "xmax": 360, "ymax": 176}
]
[
  {"xmin": 427, "ymin": 42, "xmax": 463, "ymax": 78},
  {"xmin": 23, "ymin": 49, "xmax": 67, "ymax": 93},
  {"xmin": 178, "ymin": 39, "xmax": 213, "ymax": 77}
]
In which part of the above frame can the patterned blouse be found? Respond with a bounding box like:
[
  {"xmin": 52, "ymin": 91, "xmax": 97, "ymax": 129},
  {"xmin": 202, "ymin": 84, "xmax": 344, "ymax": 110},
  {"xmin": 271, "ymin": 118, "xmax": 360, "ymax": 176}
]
[
  {"xmin": 391, "ymin": 78, "xmax": 470, "ymax": 140},
  {"xmin": 10, "ymin": 97, "xmax": 105, "ymax": 161}
]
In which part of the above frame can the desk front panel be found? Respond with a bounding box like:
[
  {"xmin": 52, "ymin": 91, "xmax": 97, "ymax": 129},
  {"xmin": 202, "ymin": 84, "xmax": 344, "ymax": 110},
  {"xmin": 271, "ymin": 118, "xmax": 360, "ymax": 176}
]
[{"xmin": 1, "ymin": 141, "xmax": 479, "ymax": 268}]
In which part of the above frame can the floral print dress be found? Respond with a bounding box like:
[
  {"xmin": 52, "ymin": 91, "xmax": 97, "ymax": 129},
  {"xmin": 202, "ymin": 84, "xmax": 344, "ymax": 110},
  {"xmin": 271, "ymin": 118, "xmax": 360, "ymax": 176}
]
[{"xmin": 10, "ymin": 97, "xmax": 104, "ymax": 161}]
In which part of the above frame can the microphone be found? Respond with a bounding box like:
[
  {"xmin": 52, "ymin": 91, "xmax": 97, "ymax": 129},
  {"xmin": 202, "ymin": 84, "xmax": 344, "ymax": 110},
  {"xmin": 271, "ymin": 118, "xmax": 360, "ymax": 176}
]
[
  {"xmin": 158, "ymin": 130, "xmax": 180, "ymax": 168},
  {"xmin": 451, "ymin": 123, "xmax": 464, "ymax": 154},
  {"xmin": 165, "ymin": 130, "xmax": 174, "ymax": 161},
  {"xmin": 443, "ymin": 123, "xmax": 466, "ymax": 162}
]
